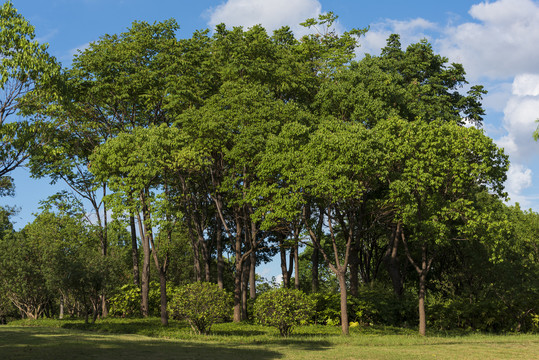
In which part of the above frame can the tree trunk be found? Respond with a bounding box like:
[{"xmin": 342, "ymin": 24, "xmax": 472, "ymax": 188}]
[
  {"xmin": 130, "ymin": 213, "xmax": 140, "ymax": 287},
  {"xmin": 241, "ymin": 256, "xmax": 249, "ymax": 320},
  {"xmin": 188, "ymin": 225, "xmax": 202, "ymax": 282},
  {"xmin": 233, "ymin": 221, "xmax": 243, "ymax": 322},
  {"xmin": 59, "ymin": 295, "xmax": 64, "ymax": 319},
  {"xmin": 201, "ymin": 237, "xmax": 211, "ymax": 282},
  {"xmin": 418, "ymin": 243, "xmax": 428, "ymax": 336},
  {"xmin": 294, "ymin": 240, "xmax": 299, "ymax": 290},
  {"xmin": 249, "ymin": 250, "xmax": 256, "ymax": 299},
  {"xmin": 233, "ymin": 257, "xmax": 243, "ymax": 322},
  {"xmin": 101, "ymin": 187, "xmax": 108, "ymax": 318},
  {"xmin": 280, "ymin": 237, "xmax": 290, "ymax": 288},
  {"xmin": 337, "ymin": 272, "xmax": 350, "ymax": 335},
  {"xmin": 311, "ymin": 245, "xmax": 319, "ymax": 293},
  {"xmin": 216, "ymin": 223, "xmax": 224, "ymax": 289},
  {"xmin": 311, "ymin": 210, "xmax": 324, "ymax": 293},
  {"xmin": 349, "ymin": 247, "xmax": 359, "ymax": 297},
  {"xmin": 385, "ymin": 222, "xmax": 403, "ymax": 297},
  {"xmin": 137, "ymin": 210, "xmax": 150, "ymax": 317},
  {"xmin": 418, "ymin": 270, "xmax": 426, "ymax": 336},
  {"xmin": 159, "ymin": 269, "xmax": 168, "ymax": 326}
]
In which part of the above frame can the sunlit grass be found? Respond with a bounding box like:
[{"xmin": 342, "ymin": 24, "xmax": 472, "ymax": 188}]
[{"xmin": 2, "ymin": 318, "xmax": 538, "ymax": 359}]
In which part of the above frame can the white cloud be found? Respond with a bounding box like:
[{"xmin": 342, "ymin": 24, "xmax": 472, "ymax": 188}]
[
  {"xmin": 505, "ymin": 163, "xmax": 533, "ymax": 206},
  {"xmin": 512, "ymin": 73, "xmax": 539, "ymax": 97},
  {"xmin": 205, "ymin": 0, "xmax": 322, "ymax": 36},
  {"xmin": 357, "ymin": 17, "xmax": 437, "ymax": 57},
  {"xmin": 438, "ymin": 0, "xmax": 539, "ymax": 80},
  {"xmin": 496, "ymin": 77, "xmax": 539, "ymax": 162}
]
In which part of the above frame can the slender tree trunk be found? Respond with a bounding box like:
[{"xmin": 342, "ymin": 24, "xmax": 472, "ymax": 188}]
[
  {"xmin": 311, "ymin": 210, "xmax": 324, "ymax": 293},
  {"xmin": 401, "ymin": 230, "xmax": 431, "ymax": 337},
  {"xmin": 59, "ymin": 295, "xmax": 64, "ymax": 319},
  {"xmin": 311, "ymin": 245, "xmax": 319, "ymax": 293},
  {"xmin": 280, "ymin": 238, "xmax": 290, "ymax": 288},
  {"xmin": 418, "ymin": 269, "xmax": 426, "ymax": 336},
  {"xmin": 349, "ymin": 247, "xmax": 359, "ymax": 297},
  {"xmin": 159, "ymin": 268, "xmax": 168, "ymax": 326},
  {"xmin": 337, "ymin": 271, "xmax": 350, "ymax": 335},
  {"xmin": 418, "ymin": 243, "xmax": 428, "ymax": 336},
  {"xmin": 200, "ymin": 234, "xmax": 211, "ymax": 282},
  {"xmin": 233, "ymin": 257, "xmax": 243, "ymax": 322},
  {"xmin": 187, "ymin": 224, "xmax": 202, "ymax": 282},
  {"xmin": 294, "ymin": 239, "xmax": 299, "ymax": 290},
  {"xmin": 249, "ymin": 250, "xmax": 256, "ymax": 299},
  {"xmin": 216, "ymin": 223, "xmax": 224, "ymax": 289},
  {"xmin": 130, "ymin": 213, "xmax": 140, "ymax": 287},
  {"xmin": 233, "ymin": 222, "xmax": 243, "ymax": 322},
  {"xmin": 101, "ymin": 185, "xmax": 108, "ymax": 318},
  {"xmin": 137, "ymin": 209, "xmax": 150, "ymax": 317},
  {"xmin": 385, "ymin": 222, "xmax": 403, "ymax": 297},
  {"xmin": 92, "ymin": 296, "xmax": 98, "ymax": 324},
  {"xmin": 241, "ymin": 256, "xmax": 249, "ymax": 320}
]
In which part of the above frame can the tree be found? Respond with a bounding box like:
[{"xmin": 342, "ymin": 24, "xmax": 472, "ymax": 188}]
[
  {"xmin": 314, "ymin": 34, "xmax": 490, "ymax": 299},
  {"xmin": 0, "ymin": 1, "xmax": 58, "ymax": 194},
  {"xmin": 90, "ymin": 124, "xmax": 199, "ymax": 325},
  {"xmin": 255, "ymin": 118, "xmax": 384, "ymax": 335},
  {"xmin": 24, "ymin": 202, "xmax": 109, "ymax": 323},
  {"xmin": 30, "ymin": 19, "xmax": 190, "ymax": 318},
  {"xmin": 378, "ymin": 118, "xmax": 508, "ymax": 335}
]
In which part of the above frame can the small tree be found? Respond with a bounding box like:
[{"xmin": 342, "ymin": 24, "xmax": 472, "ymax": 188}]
[
  {"xmin": 168, "ymin": 282, "xmax": 231, "ymax": 334},
  {"xmin": 254, "ymin": 288, "xmax": 315, "ymax": 336}
]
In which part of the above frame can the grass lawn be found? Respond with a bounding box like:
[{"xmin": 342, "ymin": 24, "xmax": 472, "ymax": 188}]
[{"xmin": 1, "ymin": 318, "xmax": 538, "ymax": 359}]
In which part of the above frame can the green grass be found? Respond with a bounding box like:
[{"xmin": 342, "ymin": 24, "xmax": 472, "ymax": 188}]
[{"xmin": 1, "ymin": 318, "xmax": 538, "ymax": 359}]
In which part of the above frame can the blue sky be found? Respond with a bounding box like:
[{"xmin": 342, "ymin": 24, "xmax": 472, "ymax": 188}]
[{"xmin": 4, "ymin": 0, "xmax": 539, "ymax": 277}]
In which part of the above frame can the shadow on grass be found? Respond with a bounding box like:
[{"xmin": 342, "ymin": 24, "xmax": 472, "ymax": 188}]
[
  {"xmin": 59, "ymin": 319, "xmax": 189, "ymax": 334},
  {"xmin": 0, "ymin": 327, "xmax": 288, "ymax": 360}
]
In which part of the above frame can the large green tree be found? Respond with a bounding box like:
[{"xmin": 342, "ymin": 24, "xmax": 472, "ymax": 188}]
[
  {"xmin": 378, "ymin": 118, "xmax": 508, "ymax": 335},
  {"xmin": 90, "ymin": 124, "xmax": 199, "ymax": 325}
]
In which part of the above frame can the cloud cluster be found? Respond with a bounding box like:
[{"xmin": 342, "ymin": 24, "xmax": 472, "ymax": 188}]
[
  {"xmin": 356, "ymin": 18, "xmax": 437, "ymax": 57},
  {"xmin": 505, "ymin": 163, "xmax": 533, "ymax": 206},
  {"xmin": 433, "ymin": 0, "xmax": 539, "ymax": 208},
  {"xmin": 497, "ymin": 83, "xmax": 539, "ymax": 163},
  {"xmin": 205, "ymin": 0, "xmax": 322, "ymax": 36},
  {"xmin": 439, "ymin": 0, "xmax": 539, "ymax": 80}
]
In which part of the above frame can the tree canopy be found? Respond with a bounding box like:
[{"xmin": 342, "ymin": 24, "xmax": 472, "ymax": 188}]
[{"xmin": 1, "ymin": 3, "xmax": 537, "ymax": 337}]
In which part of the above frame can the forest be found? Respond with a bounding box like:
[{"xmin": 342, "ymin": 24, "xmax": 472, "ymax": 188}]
[{"xmin": 0, "ymin": 1, "xmax": 538, "ymax": 338}]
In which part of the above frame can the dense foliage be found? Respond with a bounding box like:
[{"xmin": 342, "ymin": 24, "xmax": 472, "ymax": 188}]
[
  {"xmin": 0, "ymin": 2, "xmax": 538, "ymax": 337},
  {"xmin": 168, "ymin": 282, "xmax": 231, "ymax": 334},
  {"xmin": 254, "ymin": 288, "xmax": 315, "ymax": 336}
]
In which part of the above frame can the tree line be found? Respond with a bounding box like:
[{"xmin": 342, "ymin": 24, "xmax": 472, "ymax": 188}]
[{"xmin": 0, "ymin": 2, "xmax": 537, "ymax": 335}]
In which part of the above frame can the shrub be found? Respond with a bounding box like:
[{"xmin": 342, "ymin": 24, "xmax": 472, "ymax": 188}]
[
  {"xmin": 254, "ymin": 288, "xmax": 315, "ymax": 336},
  {"xmin": 310, "ymin": 286, "xmax": 415, "ymax": 328},
  {"xmin": 168, "ymin": 282, "xmax": 231, "ymax": 334},
  {"xmin": 108, "ymin": 282, "xmax": 163, "ymax": 317}
]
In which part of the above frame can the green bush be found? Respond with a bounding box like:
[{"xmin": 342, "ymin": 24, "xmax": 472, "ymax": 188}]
[
  {"xmin": 310, "ymin": 286, "xmax": 415, "ymax": 328},
  {"xmin": 168, "ymin": 282, "xmax": 231, "ymax": 334},
  {"xmin": 254, "ymin": 288, "xmax": 315, "ymax": 336},
  {"xmin": 108, "ymin": 282, "xmax": 162, "ymax": 317}
]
